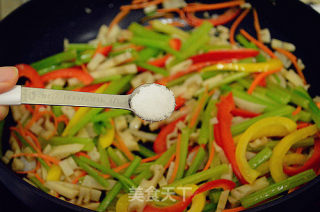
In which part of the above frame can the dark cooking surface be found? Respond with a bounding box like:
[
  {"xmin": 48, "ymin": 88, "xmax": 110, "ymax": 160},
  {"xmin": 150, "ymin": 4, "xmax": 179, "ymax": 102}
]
[{"xmin": 1, "ymin": 0, "xmax": 320, "ymax": 211}]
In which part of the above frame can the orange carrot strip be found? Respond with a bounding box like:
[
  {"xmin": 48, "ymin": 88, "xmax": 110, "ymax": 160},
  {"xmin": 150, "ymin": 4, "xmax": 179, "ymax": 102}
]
[
  {"xmin": 81, "ymin": 64, "xmax": 88, "ymax": 73},
  {"xmin": 12, "ymin": 153, "xmax": 60, "ymax": 165},
  {"xmin": 240, "ymin": 29, "xmax": 277, "ymax": 58},
  {"xmin": 247, "ymin": 68, "xmax": 282, "ymax": 94},
  {"xmin": 292, "ymin": 106, "xmax": 302, "ymax": 116},
  {"xmin": 75, "ymin": 152, "xmax": 91, "ymax": 159},
  {"xmin": 72, "ymin": 171, "xmax": 87, "ymax": 184},
  {"xmin": 107, "ymin": 8, "xmax": 130, "ymax": 36},
  {"xmin": 184, "ymin": 0, "xmax": 244, "ymax": 12},
  {"xmin": 274, "ymin": 48, "xmax": 306, "ymax": 84},
  {"xmin": 103, "ymin": 163, "xmax": 130, "ymax": 178},
  {"xmin": 253, "ymin": 9, "xmax": 262, "ymax": 42},
  {"xmin": 229, "ymin": 9, "xmax": 250, "ymax": 45},
  {"xmin": 188, "ymin": 89, "xmax": 208, "ymax": 128},
  {"xmin": 164, "ymin": 154, "xmax": 176, "ymax": 170},
  {"xmin": 34, "ymin": 173, "xmax": 45, "ymax": 184},
  {"xmin": 223, "ymin": 206, "xmax": 245, "ymax": 212},
  {"xmin": 23, "ymin": 130, "xmax": 42, "ymax": 151},
  {"xmin": 168, "ymin": 133, "xmax": 181, "ymax": 184},
  {"xmin": 157, "ymin": 8, "xmax": 187, "ymax": 20},
  {"xmin": 275, "ymin": 48, "xmax": 297, "ymax": 61},
  {"xmin": 316, "ymin": 102, "xmax": 320, "ymax": 109},
  {"xmin": 114, "ymin": 133, "xmax": 135, "ymax": 161},
  {"xmin": 16, "ymin": 128, "xmax": 40, "ymax": 153},
  {"xmin": 113, "ymin": 163, "xmax": 130, "ymax": 172},
  {"xmin": 203, "ymin": 141, "xmax": 215, "ymax": 171},
  {"xmin": 142, "ymin": 154, "xmax": 162, "ymax": 163},
  {"xmin": 102, "ymin": 154, "xmax": 161, "ymax": 178},
  {"xmin": 132, "ymin": 0, "xmax": 148, "ymax": 4}
]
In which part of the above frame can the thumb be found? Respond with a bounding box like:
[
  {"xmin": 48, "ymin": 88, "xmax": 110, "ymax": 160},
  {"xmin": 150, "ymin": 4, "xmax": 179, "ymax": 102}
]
[{"xmin": 0, "ymin": 67, "xmax": 19, "ymax": 93}]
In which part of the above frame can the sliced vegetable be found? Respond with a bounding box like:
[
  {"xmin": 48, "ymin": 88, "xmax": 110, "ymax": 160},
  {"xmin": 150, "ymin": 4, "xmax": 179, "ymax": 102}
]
[
  {"xmin": 236, "ymin": 117, "xmax": 297, "ymax": 183},
  {"xmin": 153, "ymin": 115, "xmax": 186, "ymax": 153},
  {"xmin": 284, "ymin": 139, "xmax": 320, "ymax": 176},
  {"xmin": 190, "ymin": 49, "xmax": 259, "ymax": 64},
  {"xmin": 41, "ymin": 68, "xmax": 93, "ymax": 85},
  {"xmin": 241, "ymin": 169, "xmax": 317, "ymax": 208},
  {"xmin": 97, "ymin": 157, "xmax": 141, "ymax": 212},
  {"xmin": 31, "ymin": 50, "xmax": 77, "ymax": 70},
  {"xmin": 202, "ymin": 59, "xmax": 283, "ymax": 73},
  {"xmin": 16, "ymin": 64, "xmax": 44, "ymax": 88},
  {"xmin": 215, "ymin": 93, "xmax": 247, "ymax": 184},
  {"xmin": 270, "ymin": 125, "xmax": 318, "ymax": 182},
  {"xmin": 144, "ymin": 179, "xmax": 235, "ymax": 212}
]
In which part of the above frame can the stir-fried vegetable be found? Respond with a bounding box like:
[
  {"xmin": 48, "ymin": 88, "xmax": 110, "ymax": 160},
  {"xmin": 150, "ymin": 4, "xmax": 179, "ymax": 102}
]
[{"xmin": 3, "ymin": 1, "xmax": 320, "ymax": 211}]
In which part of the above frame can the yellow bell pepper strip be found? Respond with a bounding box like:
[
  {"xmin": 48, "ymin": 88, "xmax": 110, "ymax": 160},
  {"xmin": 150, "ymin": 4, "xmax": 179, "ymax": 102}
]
[
  {"xmin": 283, "ymin": 153, "xmax": 308, "ymax": 166},
  {"xmin": 116, "ymin": 194, "xmax": 129, "ymax": 212},
  {"xmin": 98, "ymin": 122, "xmax": 115, "ymax": 148},
  {"xmin": 201, "ymin": 58, "xmax": 283, "ymax": 73},
  {"xmin": 62, "ymin": 83, "xmax": 109, "ymax": 136},
  {"xmin": 270, "ymin": 124, "xmax": 318, "ymax": 182},
  {"xmin": 174, "ymin": 184, "xmax": 205, "ymax": 212},
  {"xmin": 46, "ymin": 164, "xmax": 62, "ymax": 181},
  {"xmin": 236, "ymin": 117, "xmax": 297, "ymax": 183},
  {"xmin": 255, "ymin": 153, "xmax": 308, "ymax": 177}
]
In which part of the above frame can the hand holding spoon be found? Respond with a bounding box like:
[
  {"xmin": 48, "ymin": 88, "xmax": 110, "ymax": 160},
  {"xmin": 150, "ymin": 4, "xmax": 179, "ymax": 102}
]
[{"xmin": 0, "ymin": 83, "xmax": 176, "ymax": 122}]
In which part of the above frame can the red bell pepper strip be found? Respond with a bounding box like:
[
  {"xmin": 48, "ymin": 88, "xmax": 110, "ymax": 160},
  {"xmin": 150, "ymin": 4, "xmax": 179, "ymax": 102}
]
[
  {"xmin": 153, "ymin": 115, "xmax": 187, "ymax": 153},
  {"xmin": 41, "ymin": 68, "xmax": 93, "ymax": 85},
  {"xmin": 284, "ymin": 139, "xmax": 320, "ymax": 176},
  {"xmin": 149, "ymin": 55, "xmax": 171, "ymax": 67},
  {"xmin": 190, "ymin": 49, "xmax": 259, "ymax": 64},
  {"xmin": 175, "ymin": 96, "xmax": 186, "ymax": 110},
  {"xmin": 297, "ymin": 122, "xmax": 312, "ymax": 129},
  {"xmin": 185, "ymin": 8, "xmax": 241, "ymax": 27},
  {"xmin": 16, "ymin": 64, "xmax": 44, "ymax": 88},
  {"xmin": 94, "ymin": 45, "xmax": 112, "ymax": 57},
  {"xmin": 214, "ymin": 123, "xmax": 223, "ymax": 147},
  {"xmin": 215, "ymin": 93, "xmax": 247, "ymax": 184},
  {"xmin": 253, "ymin": 72, "xmax": 266, "ymax": 87},
  {"xmin": 137, "ymin": 55, "xmax": 171, "ymax": 72},
  {"xmin": 72, "ymin": 83, "xmax": 107, "ymax": 92},
  {"xmin": 169, "ymin": 38, "xmax": 182, "ymax": 51},
  {"xmin": 143, "ymin": 179, "xmax": 236, "ymax": 212},
  {"xmin": 231, "ymin": 108, "xmax": 260, "ymax": 118}
]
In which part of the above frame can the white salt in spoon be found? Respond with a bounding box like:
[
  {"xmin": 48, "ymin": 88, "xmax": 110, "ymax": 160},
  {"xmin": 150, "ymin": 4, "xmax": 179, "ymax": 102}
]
[{"xmin": 0, "ymin": 83, "xmax": 175, "ymax": 122}]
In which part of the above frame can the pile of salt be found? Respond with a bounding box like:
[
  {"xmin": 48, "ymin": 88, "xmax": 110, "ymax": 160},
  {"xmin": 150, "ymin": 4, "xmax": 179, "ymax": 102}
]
[{"xmin": 130, "ymin": 83, "xmax": 175, "ymax": 121}]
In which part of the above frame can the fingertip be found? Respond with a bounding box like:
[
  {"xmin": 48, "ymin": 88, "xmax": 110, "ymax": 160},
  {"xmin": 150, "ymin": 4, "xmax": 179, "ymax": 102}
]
[
  {"xmin": 0, "ymin": 106, "xmax": 9, "ymax": 121},
  {"xmin": 0, "ymin": 66, "xmax": 19, "ymax": 93}
]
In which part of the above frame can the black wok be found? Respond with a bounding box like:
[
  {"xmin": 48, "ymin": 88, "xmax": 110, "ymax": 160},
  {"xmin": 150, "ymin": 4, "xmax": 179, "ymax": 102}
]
[{"xmin": 0, "ymin": 0, "xmax": 320, "ymax": 211}]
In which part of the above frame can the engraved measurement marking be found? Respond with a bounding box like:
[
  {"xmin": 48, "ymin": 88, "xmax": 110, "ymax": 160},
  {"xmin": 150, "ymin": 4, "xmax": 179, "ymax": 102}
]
[{"xmin": 23, "ymin": 88, "xmax": 130, "ymax": 108}]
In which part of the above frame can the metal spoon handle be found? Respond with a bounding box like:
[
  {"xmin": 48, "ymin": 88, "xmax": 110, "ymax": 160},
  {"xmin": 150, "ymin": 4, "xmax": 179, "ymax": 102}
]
[{"xmin": 0, "ymin": 86, "xmax": 131, "ymax": 110}]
